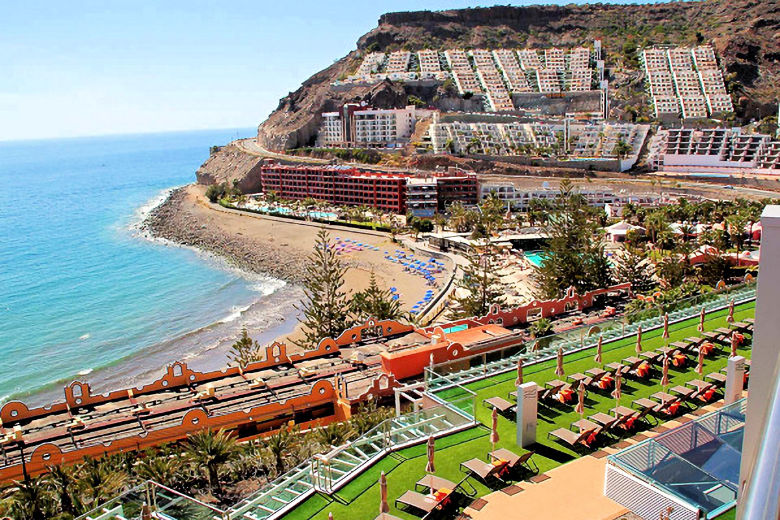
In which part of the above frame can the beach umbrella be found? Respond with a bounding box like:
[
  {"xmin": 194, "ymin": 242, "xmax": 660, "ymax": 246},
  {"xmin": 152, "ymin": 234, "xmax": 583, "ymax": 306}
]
[
  {"xmin": 379, "ymin": 471, "xmax": 389, "ymax": 513},
  {"xmin": 635, "ymin": 325, "xmax": 643, "ymax": 354},
  {"xmin": 661, "ymin": 354, "xmax": 670, "ymax": 392},
  {"xmin": 555, "ymin": 347, "xmax": 565, "ymax": 377},
  {"xmin": 515, "ymin": 358, "xmax": 524, "ymax": 386},
  {"xmin": 730, "ymin": 331, "xmax": 739, "ymax": 357},
  {"xmin": 727, "ymin": 299, "xmax": 735, "ymax": 323},
  {"xmin": 594, "ymin": 335, "xmax": 603, "ymax": 364},
  {"xmin": 696, "ymin": 347, "xmax": 705, "ymax": 376},
  {"xmin": 663, "ymin": 313, "xmax": 670, "ymax": 340},
  {"xmin": 575, "ymin": 381, "xmax": 586, "ymax": 419},
  {"xmin": 698, "ymin": 306, "xmax": 706, "ymax": 332},
  {"xmin": 490, "ymin": 407, "xmax": 500, "ymax": 451},
  {"xmin": 612, "ymin": 371, "xmax": 622, "ymax": 416},
  {"xmin": 425, "ymin": 436, "xmax": 435, "ymax": 474}
]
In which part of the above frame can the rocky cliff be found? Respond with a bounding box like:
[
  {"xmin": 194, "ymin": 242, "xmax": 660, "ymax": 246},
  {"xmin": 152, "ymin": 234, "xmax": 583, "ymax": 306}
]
[
  {"xmin": 195, "ymin": 143, "xmax": 264, "ymax": 193},
  {"xmin": 256, "ymin": 0, "xmax": 779, "ymax": 151}
]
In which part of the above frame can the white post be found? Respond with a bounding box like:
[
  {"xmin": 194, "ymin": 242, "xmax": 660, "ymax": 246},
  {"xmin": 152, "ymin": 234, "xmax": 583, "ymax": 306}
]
[
  {"xmin": 725, "ymin": 355, "xmax": 745, "ymax": 405},
  {"xmin": 738, "ymin": 205, "xmax": 780, "ymax": 518},
  {"xmin": 516, "ymin": 382, "xmax": 538, "ymax": 447}
]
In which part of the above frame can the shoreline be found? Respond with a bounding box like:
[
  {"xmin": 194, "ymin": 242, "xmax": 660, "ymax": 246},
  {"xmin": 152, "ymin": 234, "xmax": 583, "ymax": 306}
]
[{"xmin": 13, "ymin": 183, "xmax": 453, "ymax": 409}]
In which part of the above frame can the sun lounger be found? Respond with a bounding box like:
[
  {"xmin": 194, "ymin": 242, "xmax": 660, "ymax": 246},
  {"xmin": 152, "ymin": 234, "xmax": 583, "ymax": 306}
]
[
  {"xmin": 571, "ymin": 418, "xmax": 601, "ymax": 432},
  {"xmin": 374, "ymin": 514, "xmax": 404, "ymax": 520},
  {"xmin": 489, "ymin": 448, "xmax": 537, "ymax": 473},
  {"xmin": 685, "ymin": 336, "xmax": 704, "ymax": 347},
  {"xmin": 415, "ymin": 475, "xmax": 456, "ymax": 493},
  {"xmin": 395, "ymin": 490, "xmax": 444, "ymax": 514},
  {"xmin": 640, "ymin": 351, "xmax": 663, "ymax": 364},
  {"xmin": 670, "ymin": 385, "xmax": 696, "ymax": 399},
  {"xmin": 705, "ymin": 372, "xmax": 727, "ymax": 385},
  {"xmin": 589, "ymin": 412, "xmax": 619, "ymax": 429},
  {"xmin": 460, "ymin": 457, "xmax": 506, "ymax": 481},
  {"xmin": 483, "ymin": 396, "xmax": 515, "ymax": 414},
  {"xmin": 547, "ymin": 426, "xmax": 600, "ymax": 448}
]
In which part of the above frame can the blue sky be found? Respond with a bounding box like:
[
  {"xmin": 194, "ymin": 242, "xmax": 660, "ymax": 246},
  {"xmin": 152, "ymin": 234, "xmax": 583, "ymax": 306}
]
[{"xmin": 1, "ymin": 0, "xmax": 660, "ymax": 141}]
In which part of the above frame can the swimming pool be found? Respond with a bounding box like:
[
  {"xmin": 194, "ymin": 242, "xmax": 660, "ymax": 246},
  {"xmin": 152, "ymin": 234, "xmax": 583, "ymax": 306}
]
[{"xmin": 524, "ymin": 251, "xmax": 547, "ymax": 267}]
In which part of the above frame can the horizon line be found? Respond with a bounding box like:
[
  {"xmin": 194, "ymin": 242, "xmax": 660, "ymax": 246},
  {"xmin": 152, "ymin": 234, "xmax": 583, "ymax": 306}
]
[{"xmin": 0, "ymin": 125, "xmax": 259, "ymax": 145}]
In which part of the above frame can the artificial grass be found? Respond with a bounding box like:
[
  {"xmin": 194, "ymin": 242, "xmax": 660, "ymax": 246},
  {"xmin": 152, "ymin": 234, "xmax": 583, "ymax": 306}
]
[{"xmin": 280, "ymin": 302, "xmax": 755, "ymax": 520}]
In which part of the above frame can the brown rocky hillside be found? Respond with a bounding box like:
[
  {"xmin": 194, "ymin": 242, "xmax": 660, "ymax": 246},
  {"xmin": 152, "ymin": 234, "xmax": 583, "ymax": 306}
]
[{"xmin": 256, "ymin": 0, "xmax": 779, "ymax": 151}]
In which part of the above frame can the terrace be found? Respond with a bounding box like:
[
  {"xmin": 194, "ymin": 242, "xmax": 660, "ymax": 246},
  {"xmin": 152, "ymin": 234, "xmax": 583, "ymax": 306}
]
[
  {"xmin": 270, "ymin": 288, "xmax": 754, "ymax": 520},
  {"xmin": 77, "ymin": 283, "xmax": 755, "ymax": 520}
]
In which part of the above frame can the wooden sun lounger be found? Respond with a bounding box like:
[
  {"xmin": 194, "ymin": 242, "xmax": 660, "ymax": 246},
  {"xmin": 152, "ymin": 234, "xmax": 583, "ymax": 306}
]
[
  {"xmin": 706, "ymin": 372, "xmax": 728, "ymax": 385},
  {"xmin": 567, "ymin": 373, "xmax": 591, "ymax": 385},
  {"xmin": 415, "ymin": 475, "xmax": 457, "ymax": 493},
  {"xmin": 483, "ymin": 396, "xmax": 515, "ymax": 414},
  {"xmin": 688, "ymin": 379, "xmax": 715, "ymax": 392},
  {"xmin": 489, "ymin": 448, "xmax": 537, "ymax": 473},
  {"xmin": 589, "ymin": 412, "xmax": 620, "ymax": 429},
  {"xmin": 395, "ymin": 490, "xmax": 442, "ymax": 514},
  {"xmin": 460, "ymin": 457, "xmax": 505, "ymax": 481},
  {"xmin": 571, "ymin": 418, "xmax": 600, "ymax": 432},
  {"xmin": 548, "ymin": 426, "xmax": 600, "ymax": 448},
  {"xmin": 685, "ymin": 336, "xmax": 704, "ymax": 346},
  {"xmin": 374, "ymin": 514, "xmax": 404, "ymax": 520},
  {"xmin": 640, "ymin": 351, "xmax": 663, "ymax": 364},
  {"xmin": 670, "ymin": 385, "xmax": 696, "ymax": 399}
]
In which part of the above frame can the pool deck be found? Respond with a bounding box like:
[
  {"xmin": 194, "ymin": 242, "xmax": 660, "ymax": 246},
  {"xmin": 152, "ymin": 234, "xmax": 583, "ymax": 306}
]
[{"xmin": 464, "ymin": 397, "xmax": 740, "ymax": 520}]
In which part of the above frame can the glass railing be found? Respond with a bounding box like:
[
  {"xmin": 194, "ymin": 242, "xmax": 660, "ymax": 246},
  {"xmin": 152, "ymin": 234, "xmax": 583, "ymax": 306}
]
[
  {"xmin": 77, "ymin": 482, "xmax": 227, "ymax": 520},
  {"xmin": 229, "ymin": 398, "xmax": 475, "ymax": 519},
  {"xmin": 608, "ymin": 399, "xmax": 746, "ymax": 517},
  {"xmin": 426, "ymin": 282, "xmax": 756, "ymax": 393}
]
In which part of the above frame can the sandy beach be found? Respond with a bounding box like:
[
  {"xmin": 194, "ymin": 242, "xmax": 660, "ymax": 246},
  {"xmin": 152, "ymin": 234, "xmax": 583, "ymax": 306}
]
[{"xmin": 144, "ymin": 184, "xmax": 454, "ymax": 348}]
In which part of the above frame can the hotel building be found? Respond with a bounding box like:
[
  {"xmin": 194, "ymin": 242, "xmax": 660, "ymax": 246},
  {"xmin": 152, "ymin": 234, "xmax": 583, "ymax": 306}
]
[{"xmin": 259, "ymin": 161, "xmax": 478, "ymax": 215}]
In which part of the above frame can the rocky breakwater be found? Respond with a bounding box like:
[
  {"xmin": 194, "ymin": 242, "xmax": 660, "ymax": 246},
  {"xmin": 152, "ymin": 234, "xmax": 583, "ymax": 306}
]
[{"xmin": 142, "ymin": 186, "xmax": 309, "ymax": 283}]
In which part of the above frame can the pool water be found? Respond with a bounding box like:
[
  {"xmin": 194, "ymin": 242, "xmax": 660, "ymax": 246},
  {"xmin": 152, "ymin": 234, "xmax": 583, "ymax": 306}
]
[{"xmin": 524, "ymin": 251, "xmax": 547, "ymax": 267}]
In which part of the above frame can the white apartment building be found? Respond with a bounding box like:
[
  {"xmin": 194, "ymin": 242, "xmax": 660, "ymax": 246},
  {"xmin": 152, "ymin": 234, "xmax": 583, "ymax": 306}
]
[
  {"xmin": 479, "ymin": 184, "xmax": 664, "ymax": 212},
  {"xmin": 647, "ymin": 127, "xmax": 780, "ymax": 173},
  {"xmin": 444, "ymin": 49, "xmax": 484, "ymax": 95},
  {"xmin": 493, "ymin": 49, "xmax": 533, "ymax": 93},
  {"xmin": 517, "ymin": 49, "xmax": 544, "ymax": 70},
  {"xmin": 471, "ymin": 49, "xmax": 515, "ymax": 112},
  {"xmin": 642, "ymin": 45, "xmax": 733, "ymax": 119},
  {"xmin": 318, "ymin": 104, "xmax": 433, "ymax": 148},
  {"xmin": 385, "ymin": 51, "xmax": 411, "ymax": 74},
  {"xmin": 320, "ymin": 112, "xmax": 344, "ymax": 144},
  {"xmin": 428, "ymin": 117, "xmax": 648, "ymax": 170}
]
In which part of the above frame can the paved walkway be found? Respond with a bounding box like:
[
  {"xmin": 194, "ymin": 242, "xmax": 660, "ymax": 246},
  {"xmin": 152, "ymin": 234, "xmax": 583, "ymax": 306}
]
[{"xmin": 464, "ymin": 399, "xmax": 732, "ymax": 520}]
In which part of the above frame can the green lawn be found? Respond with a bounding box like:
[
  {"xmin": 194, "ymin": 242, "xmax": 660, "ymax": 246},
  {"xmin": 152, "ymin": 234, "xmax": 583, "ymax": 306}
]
[{"xmin": 280, "ymin": 302, "xmax": 754, "ymax": 520}]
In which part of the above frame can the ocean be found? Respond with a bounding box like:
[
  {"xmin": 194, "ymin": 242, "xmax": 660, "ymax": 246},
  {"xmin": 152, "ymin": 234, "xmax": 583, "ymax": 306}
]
[{"xmin": 0, "ymin": 129, "xmax": 301, "ymax": 406}]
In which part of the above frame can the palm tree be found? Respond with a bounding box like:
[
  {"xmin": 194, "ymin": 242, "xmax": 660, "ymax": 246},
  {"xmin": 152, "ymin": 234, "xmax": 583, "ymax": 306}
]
[
  {"xmin": 449, "ymin": 202, "xmax": 469, "ymax": 232},
  {"xmin": 76, "ymin": 457, "xmax": 128, "ymax": 510},
  {"xmin": 136, "ymin": 451, "xmax": 185, "ymax": 488},
  {"xmin": 315, "ymin": 422, "xmax": 354, "ymax": 449},
  {"xmin": 185, "ymin": 429, "xmax": 239, "ymax": 496},
  {"xmin": 645, "ymin": 211, "xmax": 669, "ymax": 246},
  {"xmin": 3, "ymin": 476, "xmax": 53, "ymax": 520},
  {"xmin": 47, "ymin": 464, "xmax": 79, "ymax": 516},
  {"xmin": 266, "ymin": 427, "xmax": 298, "ymax": 476}
]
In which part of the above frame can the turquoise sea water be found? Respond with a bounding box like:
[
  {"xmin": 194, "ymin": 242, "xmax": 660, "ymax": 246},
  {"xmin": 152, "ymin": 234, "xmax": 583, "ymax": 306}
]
[{"xmin": 0, "ymin": 130, "xmax": 300, "ymax": 405}]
